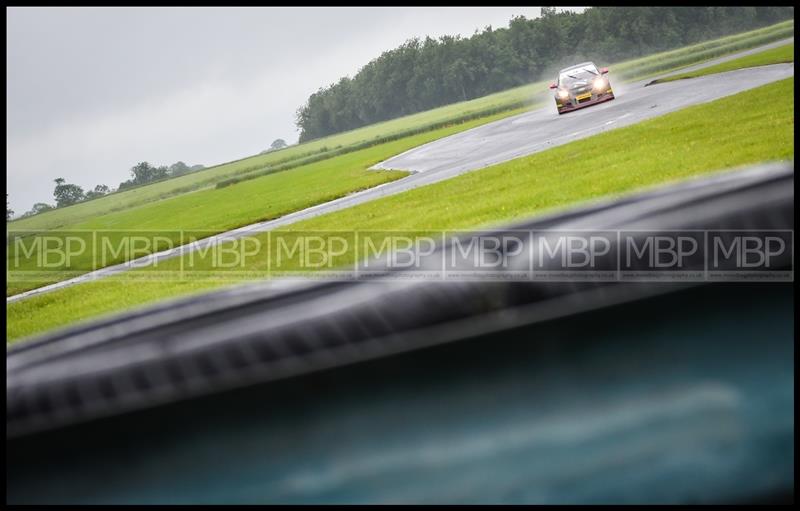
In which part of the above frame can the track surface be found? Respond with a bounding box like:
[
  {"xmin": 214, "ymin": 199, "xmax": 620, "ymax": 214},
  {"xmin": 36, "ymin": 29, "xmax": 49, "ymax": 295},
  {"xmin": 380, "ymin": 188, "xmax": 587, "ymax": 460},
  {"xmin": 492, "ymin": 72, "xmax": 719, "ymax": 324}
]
[
  {"xmin": 373, "ymin": 63, "xmax": 792, "ymax": 174},
  {"xmin": 7, "ymin": 46, "xmax": 794, "ymax": 304}
]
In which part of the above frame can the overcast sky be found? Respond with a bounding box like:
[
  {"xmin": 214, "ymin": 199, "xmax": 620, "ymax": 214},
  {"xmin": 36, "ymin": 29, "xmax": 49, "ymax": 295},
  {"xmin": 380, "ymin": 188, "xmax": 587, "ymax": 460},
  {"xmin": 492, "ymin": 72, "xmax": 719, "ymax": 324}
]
[{"xmin": 7, "ymin": 7, "xmax": 581, "ymax": 214}]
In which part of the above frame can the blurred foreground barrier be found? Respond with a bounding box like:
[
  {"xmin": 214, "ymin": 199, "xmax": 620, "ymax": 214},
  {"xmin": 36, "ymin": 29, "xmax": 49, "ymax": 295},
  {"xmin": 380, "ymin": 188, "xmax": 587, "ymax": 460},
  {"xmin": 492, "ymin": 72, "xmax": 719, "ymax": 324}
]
[{"xmin": 6, "ymin": 162, "xmax": 794, "ymax": 503}]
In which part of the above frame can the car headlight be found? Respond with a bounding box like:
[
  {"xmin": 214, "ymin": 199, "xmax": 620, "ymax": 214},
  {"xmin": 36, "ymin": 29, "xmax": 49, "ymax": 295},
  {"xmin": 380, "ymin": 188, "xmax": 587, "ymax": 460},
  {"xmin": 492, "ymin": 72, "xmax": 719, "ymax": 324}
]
[
  {"xmin": 558, "ymin": 89, "xmax": 569, "ymax": 99},
  {"xmin": 593, "ymin": 77, "xmax": 606, "ymax": 90}
]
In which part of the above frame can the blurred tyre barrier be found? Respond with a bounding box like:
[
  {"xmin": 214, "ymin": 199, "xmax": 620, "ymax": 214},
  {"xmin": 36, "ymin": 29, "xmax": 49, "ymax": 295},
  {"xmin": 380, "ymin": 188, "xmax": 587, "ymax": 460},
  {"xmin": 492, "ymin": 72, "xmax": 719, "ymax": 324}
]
[{"xmin": 6, "ymin": 161, "xmax": 794, "ymax": 504}]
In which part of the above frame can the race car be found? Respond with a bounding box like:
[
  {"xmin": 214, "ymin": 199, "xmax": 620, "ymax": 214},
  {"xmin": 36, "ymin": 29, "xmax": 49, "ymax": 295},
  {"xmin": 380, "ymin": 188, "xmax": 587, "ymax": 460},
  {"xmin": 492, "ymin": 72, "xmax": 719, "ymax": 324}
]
[{"xmin": 549, "ymin": 62, "xmax": 615, "ymax": 115}]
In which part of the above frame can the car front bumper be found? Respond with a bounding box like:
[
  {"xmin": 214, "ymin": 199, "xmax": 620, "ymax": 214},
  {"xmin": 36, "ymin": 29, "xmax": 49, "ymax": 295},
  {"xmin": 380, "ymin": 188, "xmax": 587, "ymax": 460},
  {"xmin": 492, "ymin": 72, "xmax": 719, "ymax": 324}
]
[{"xmin": 556, "ymin": 88, "xmax": 615, "ymax": 112}]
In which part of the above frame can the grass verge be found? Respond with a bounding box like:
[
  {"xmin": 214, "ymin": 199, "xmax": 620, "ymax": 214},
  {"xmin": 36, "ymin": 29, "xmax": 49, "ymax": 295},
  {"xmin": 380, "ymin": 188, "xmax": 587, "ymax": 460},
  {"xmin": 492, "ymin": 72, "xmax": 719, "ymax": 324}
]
[
  {"xmin": 646, "ymin": 42, "xmax": 793, "ymax": 85},
  {"xmin": 7, "ymin": 77, "xmax": 794, "ymax": 343},
  {"xmin": 613, "ymin": 19, "xmax": 793, "ymax": 81}
]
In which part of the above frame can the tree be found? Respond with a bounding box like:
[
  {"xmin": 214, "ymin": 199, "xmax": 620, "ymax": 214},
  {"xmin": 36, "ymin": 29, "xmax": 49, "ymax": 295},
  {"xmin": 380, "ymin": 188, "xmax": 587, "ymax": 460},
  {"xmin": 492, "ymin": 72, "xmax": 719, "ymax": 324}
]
[
  {"xmin": 541, "ymin": 6, "xmax": 558, "ymax": 18},
  {"xmin": 270, "ymin": 138, "xmax": 288, "ymax": 151},
  {"xmin": 154, "ymin": 165, "xmax": 169, "ymax": 181},
  {"xmin": 130, "ymin": 162, "xmax": 156, "ymax": 184},
  {"xmin": 168, "ymin": 161, "xmax": 190, "ymax": 177},
  {"xmin": 53, "ymin": 178, "xmax": 85, "ymax": 208},
  {"xmin": 7, "ymin": 194, "xmax": 13, "ymax": 221},
  {"xmin": 129, "ymin": 161, "xmax": 169, "ymax": 185},
  {"xmin": 84, "ymin": 184, "xmax": 110, "ymax": 200}
]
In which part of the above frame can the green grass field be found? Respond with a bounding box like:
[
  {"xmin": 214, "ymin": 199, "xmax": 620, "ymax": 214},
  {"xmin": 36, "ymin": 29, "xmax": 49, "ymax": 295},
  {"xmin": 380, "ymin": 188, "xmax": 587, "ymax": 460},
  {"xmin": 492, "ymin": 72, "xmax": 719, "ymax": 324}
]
[
  {"xmin": 8, "ymin": 19, "xmax": 792, "ymax": 235},
  {"xmin": 6, "ymin": 107, "xmax": 531, "ymax": 296},
  {"xmin": 613, "ymin": 19, "xmax": 794, "ymax": 81},
  {"xmin": 648, "ymin": 42, "xmax": 794, "ymax": 84},
  {"xmin": 7, "ymin": 77, "xmax": 793, "ymax": 343}
]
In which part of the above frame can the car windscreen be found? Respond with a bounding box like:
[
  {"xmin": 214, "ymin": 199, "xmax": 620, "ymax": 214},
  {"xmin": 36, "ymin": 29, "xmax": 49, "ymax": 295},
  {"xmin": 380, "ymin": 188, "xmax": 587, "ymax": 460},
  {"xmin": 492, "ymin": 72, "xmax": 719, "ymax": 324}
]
[{"xmin": 559, "ymin": 65, "xmax": 599, "ymax": 87}]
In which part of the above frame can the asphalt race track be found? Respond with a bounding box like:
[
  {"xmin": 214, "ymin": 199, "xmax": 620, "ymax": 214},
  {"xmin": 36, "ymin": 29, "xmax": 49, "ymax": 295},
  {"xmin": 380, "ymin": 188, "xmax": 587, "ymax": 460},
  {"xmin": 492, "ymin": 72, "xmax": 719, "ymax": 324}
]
[
  {"xmin": 373, "ymin": 63, "xmax": 793, "ymax": 175},
  {"xmin": 6, "ymin": 43, "xmax": 794, "ymax": 304}
]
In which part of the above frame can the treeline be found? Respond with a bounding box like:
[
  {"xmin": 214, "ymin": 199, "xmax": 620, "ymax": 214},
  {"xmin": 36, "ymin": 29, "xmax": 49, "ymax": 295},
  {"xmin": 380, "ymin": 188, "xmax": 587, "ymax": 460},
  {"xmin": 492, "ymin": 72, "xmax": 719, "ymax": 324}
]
[{"xmin": 295, "ymin": 6, "xmax": 794, "ymax": 141}]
